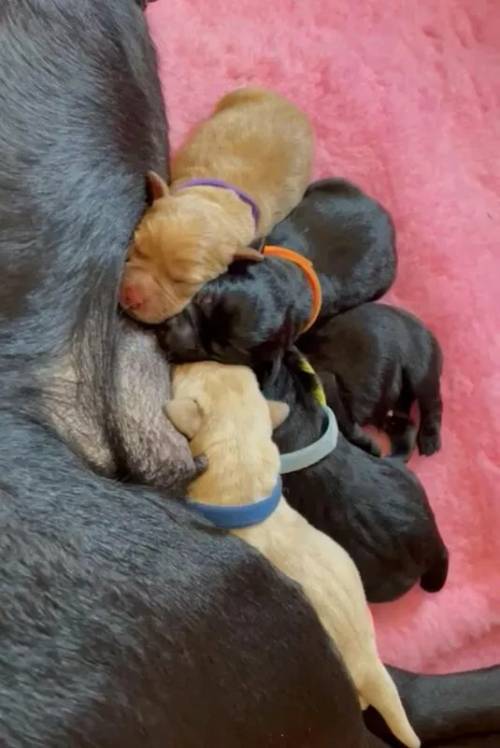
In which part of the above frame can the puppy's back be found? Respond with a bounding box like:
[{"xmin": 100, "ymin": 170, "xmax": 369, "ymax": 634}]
[{"xmin": 267, "ymin": 178, "xmax": 396, "ymax": 313}]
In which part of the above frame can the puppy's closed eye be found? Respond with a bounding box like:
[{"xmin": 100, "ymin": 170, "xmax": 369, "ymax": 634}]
[{"xmin": 171, "ymin": 270, "xmax": 203, "ymax": 287}]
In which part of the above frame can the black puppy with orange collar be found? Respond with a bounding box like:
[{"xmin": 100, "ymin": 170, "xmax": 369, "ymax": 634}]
[
  {"xmin": 156, "ymin": 177, "xmax": 395, "ymax": 365},
  {"xmin": 156, "ymin": 245, "xmax": 322, "ymax": 365}
]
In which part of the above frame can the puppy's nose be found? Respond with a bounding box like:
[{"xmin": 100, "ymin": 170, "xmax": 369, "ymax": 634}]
[{"xmin": 119, "ymin": 284, "xmax": 144, "ymax": 310}]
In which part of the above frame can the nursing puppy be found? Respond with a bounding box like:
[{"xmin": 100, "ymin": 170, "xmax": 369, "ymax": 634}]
[
  {"xmin": 266, "ymin": 177, "xmax": 397, "ymax": 316},
  {"xmin": 301, "ymin": 303, "xmax": 443, "ymax": 457},
  {"xmin": 263, "ymin": 350, "xmax": 448, "ymax": 603},
  {"xmin": 120, "ymin": 87, "xmax": 313, "ymax": 322},
  {"xmin": 156, "ymin": 253, "xmax": 322, "ymax": 366},
  {"xmin": 155, "ymin": 177, "xmax": 396, "ymax": 367},
  {"xmin": 166, "ymin": 361, "xmax": 420, "ymax": 748}
]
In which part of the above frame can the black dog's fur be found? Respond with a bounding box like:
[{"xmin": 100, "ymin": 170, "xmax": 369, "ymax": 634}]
[
  {"xmin": 261, "ymin": 350, "xmax": 448, "ymax": 603},
  {"xmin": 375, "ymin": 665, "xmax": 500, "ymax": 747},
  {"xmin": 301, "ymin": 302, "xmax": 443, "ymax": 458},
  {"xmin": 267, "ymin": 177, "xmax": 397, "ymax": 315},
  {"xmin": 156, "ymin": 177, "xmax": 396, "ymax": 366},
  {"xmin": 0, "ymin": 3, "xmax": 384, "ymax": 746}
]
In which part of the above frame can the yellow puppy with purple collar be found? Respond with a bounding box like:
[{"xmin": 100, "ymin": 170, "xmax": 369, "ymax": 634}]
[
  {"xmin": 166, "ymin": 361, "xmax": 420, "ymax": 748},
  {"xmin": 119, "ymin": 87, "xmax": 313, "ymax": 323}
]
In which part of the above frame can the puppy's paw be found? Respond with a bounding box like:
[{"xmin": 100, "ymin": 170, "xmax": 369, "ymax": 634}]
[{"xmin": 417, "ymin": 427, "xmax": 441, "ymax": 456}]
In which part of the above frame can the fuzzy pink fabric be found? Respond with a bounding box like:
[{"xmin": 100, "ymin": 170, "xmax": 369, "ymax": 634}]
[{"xmin": 147, "ymin": 0, "xmax": 500, "ymax": 674}]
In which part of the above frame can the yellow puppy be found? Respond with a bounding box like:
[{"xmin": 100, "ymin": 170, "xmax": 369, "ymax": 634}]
[
  {"xmin": 166, "ymin": 362, "xmax": 420, "ymax": 748},
  {"xmin": 120, "ymin": 87, "xmax": 313, "ymax": 323}
]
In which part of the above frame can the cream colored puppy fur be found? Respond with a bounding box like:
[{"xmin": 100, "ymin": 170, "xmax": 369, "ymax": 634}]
[
  {"xmin": 166, "ymin": 362, "xmax": 420, "ymax": 748},
  {"xmin": 119, "ymin": 87, "xmax": 313, "ymax": 323}
]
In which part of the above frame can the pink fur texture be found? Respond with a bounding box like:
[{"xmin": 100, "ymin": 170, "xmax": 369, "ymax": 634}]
[{"xmin": 147, "ymin": 0, "xmax": 500, "ymax": 673}]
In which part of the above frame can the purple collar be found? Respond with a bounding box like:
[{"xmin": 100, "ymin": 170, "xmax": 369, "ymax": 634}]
[{"xmin": 174, "ymin": 178, "xmax": 260, "ymax": 227}]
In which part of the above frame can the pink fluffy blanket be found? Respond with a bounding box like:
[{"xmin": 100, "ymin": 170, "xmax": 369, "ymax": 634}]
[{"xmin": 147, "ymin": 0, "xmax": 500, "ymax": 674}]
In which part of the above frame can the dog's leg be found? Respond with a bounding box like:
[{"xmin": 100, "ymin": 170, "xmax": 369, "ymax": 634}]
[
  {"xmin": 383, "ymin": 380, "xmax": 417, "ymax": 461},
  {"xmin": 319, "ymin": 371, "xmax": 381, "ymax": 457},
  {"xmin": 235, "ymin": 502, "xmax": 420, "ymax": 748},
  {"xmin": 403, "ymin": 341, "xmax": 442, "ymax": 457},
  {"xmin": 414, "ymin": 375, "xmax": 442, "ymax": 456}
]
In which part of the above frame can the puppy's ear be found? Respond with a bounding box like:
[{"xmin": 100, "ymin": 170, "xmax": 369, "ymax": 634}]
[
  {"xmin": 146, "ymin": 170, "xmax": 169, "ymax": 203},
  {"xmin": 231, "ymin": 246, "xmax": 264, "ymax": 263},
  {"xmin": 165, "ymin": 398, "xmax": 203, "ymax": 439},
  {"xmin": 267, "ymin": 400, "xmax": 290, "ymax": 430}
]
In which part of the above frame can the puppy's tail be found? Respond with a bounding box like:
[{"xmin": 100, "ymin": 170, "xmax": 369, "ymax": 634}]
[
  {"xmin": 362, "ymin": 663, "xmax": 420, "ymax": 748},
  {"xmin": 420, "ymin": 543, "xmax": 449, "ymax": 593}
]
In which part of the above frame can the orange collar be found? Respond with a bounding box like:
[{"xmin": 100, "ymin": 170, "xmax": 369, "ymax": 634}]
[{"xmin": 262, "ymin": 245, "xmax": 322, "ymax": 333}]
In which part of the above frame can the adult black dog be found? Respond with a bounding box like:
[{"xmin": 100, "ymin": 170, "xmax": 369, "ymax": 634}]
[
  {"xmin": 262, "ymin": 350, "xmax": 448, "ymax": 603},
  {"xmin": 156, "ymin": 177, "xmax": 396, "ymax": 366},
  {"xmin": 0, "ymin": 2, "xmax": 383, "ymax": 746}
]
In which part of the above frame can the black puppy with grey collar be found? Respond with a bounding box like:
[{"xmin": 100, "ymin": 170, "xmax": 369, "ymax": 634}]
[
  {"xmin": 155, "ymin": 178, "xmax": 396, "ymax": 366},
  {"xmin": 262, "ymin": 349, "xmax": 448, "ymax": 603},
  {"xmin": 301, "ymin": 302, "xmax": 443, "ymax": 458}
]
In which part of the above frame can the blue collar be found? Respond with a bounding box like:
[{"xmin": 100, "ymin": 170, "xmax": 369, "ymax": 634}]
[
  {"xmin": 280, "ymin": 405, "xmax": 338, "ymax": 474},
  {"xmin": 187, "ymin": 476, "xmax": 282, "ymax": 530}
]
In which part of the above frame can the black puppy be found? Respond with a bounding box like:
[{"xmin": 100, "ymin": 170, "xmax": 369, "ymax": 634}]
[
  {"xmin": 267, "ymin": 177, "xmax": 397, "ymax": 315},
  {"xmin": 261, "ymin": 349, "xmax": 448, "ymax": 603},
  {"xmin": 156, "ymin": 177, "xmax": 396, "ymax": 366},
  {"xmin": 156, "ymin": 255, "xmax": 319, "ymax": 365},
  {"xmin": 301, "ymin": 302, "xmax": 443, "ymax": 458}
]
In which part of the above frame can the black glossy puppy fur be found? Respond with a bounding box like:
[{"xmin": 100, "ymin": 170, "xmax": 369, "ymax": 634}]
[
  {"xmin": 262, "ymin": 350, "xmax": 448, "ymax": 603},
  {"xmin": 301, "ymin": 302, "xmax": 443, "ymax": 458},
  {"xmin": 156, "ymin": 255, "xmax": 319, "ymax": 365},
  {"xmin": 267, "ymin": 177, "xmax": 397, "ymax": 315},
  {"xmin": 0, "ymin": 3, "xmax": 382, "ymax": 746},
  {"xmin": 156, "ymin": 177, "xmax": 396, "ymax": 366}
]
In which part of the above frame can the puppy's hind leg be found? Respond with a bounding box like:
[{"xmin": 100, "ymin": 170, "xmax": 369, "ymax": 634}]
[
  {"xmin": 362, "ymin": 663, "xmax": 420, "ymax": 748},
  {"xmin": 384, "ymin": 378, "xmax": 417, "ymax": 461},
  {"xmin": 413, "ymin": 348, "xmax": 443, "ymax": 456},
  {"xmin": 236, "ymin": 502, "xmax": 419, "ymax": 748}
]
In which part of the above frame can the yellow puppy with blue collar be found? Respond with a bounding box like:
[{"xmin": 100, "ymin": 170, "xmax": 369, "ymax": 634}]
[{"xmin": 166, "ymin": 361, "xmax": 419, "ymax": 748}]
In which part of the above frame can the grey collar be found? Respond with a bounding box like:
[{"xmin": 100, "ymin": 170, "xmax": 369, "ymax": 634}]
[{"xmin": 280, "ymin": 406, "xmax": 338, "ymax": 474}]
